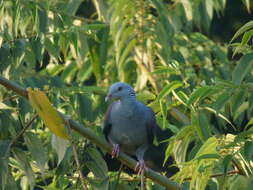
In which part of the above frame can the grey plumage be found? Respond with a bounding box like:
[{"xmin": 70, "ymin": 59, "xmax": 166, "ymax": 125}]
[{"xmin": 103, "ymin": 82, "xmax": 157, "ymax": 174}]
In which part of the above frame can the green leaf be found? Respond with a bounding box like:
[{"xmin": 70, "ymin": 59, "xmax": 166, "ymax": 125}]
[
  {"xmin": 157, "ymin": 81, "xmax": 183, "ymax": 100},
  {"xmin": 13, "ymin": 39, "xmax": 26, "ymax": 58},
  {"xmin": 232, "ymin": 53, "xmax": 253, "ymax": 85},
  {"xmin": 231, "ymin": 89, "xmax": 246, "ymax": 114},
  {"xmin": 85, "ymin": 147, "xmax": 108, "ymax": 179},
  {"xmin": 241, "ymin": 29, "xmax": 253, "ymax": 46},
  {"xmin": 0, "ymin": 140, "xmax": 10, "ymax": 190},
  {"xmin": 98, "ymin": 26, "xmax": 109, "ymax": 68},
  {"xmin": 192, "ymin": 111, "xmax": 210, "ymax": 142},
  {"xmin": 118, "ymin": 38, "xmax": 137, "ymax": 66},
  {"xmin": 195, "ymin": 136, "xmax": 218, "ymax": 157},
  {"xmin": 37, "ymin": 8, "xmax": 48, "ymax": 33},
  {"xmin": 88, "ymin": 178, "xmax": 109, "ymax": 190},
  {"xmin": 164, "ymin": 138, "xmax": 175, "ymax": 165},
  {"xmin": 24, "ymin": 132, "xmax": 48, "ymax": 173},
  {"xmin": 46, "ymin": 64, "xmax": 65, "ymax": 76},
  {"xmin": 136, "ymin": 90, "xmax": 156, "ymax": 102},
  {"xmin": 211, "ymin": 91, "xmax": 231, "ymax": 110},
  {"xmin": 198, "ymin": 111, "xmax": 210, "ymax": 140},
  {"xmin": 172, "ymin": 90, "xmax": 189, "ymax": 106},
  {"xmin": 180, "ymin": 0, "xmax": 192, "ymax": 21},
  {"xmin": 203, "ymin": 106, "xmax": 236, "ymax": 131},
  {"xmin": 85, "ymin": 24, "xmax": 108, "ymax": 30},
  {"xmin": 89, "ymin": 41, "xmax": 102, "ymax": 82},
  {"xmin": 243, "ymin": 141, "xmax": 253, "ymax": 161},
  {"xmin": 195, "ymin": 153, "xmax": 220, "ymax": 160},
  {"xmin": 222, "ymin": 155, "xmax": 233, "ymax": 175},
  {"xmin": 66, "ymin": 0, "xmax": 83, "ymax": 15},
  {"xmin": 153, "ymin": 66, "xmax": 180, "ymax": 75},
  {"xmin": 159, "ymin": 100, "xmax": 168, "ymax": 129},
  {"xmin": 173, "ymin": 126, "xmax": 196, "ymax": 163},
  {"xmin": 187, "ymin": 86, "xmax": 215, "ymax": 107},
  {"xmin": 205, "ymin": 0, "xmax": 213, "ymax": 21},
  {"xmin": 13, "ymin": 148, "xmax": 35, "ymax": 190},
  {"xmin": 234, "ymin": 102, "xmax": 249, "ymax": 120},
  {"xmin": 4, "ymin": 172, "xmax": 17, "ymax": 190},
  {"xmin": 77, "ymin": 63, "xmax": 93, "ymax": 82},
  {"xmin": 77, "ymin": 94, "xmax": 93, "ymax": 122},
  {"xmin": 0, "ymin": 102, "xmax": 16, "ymax": 110},
  {"xmin": 51, "ymin": 135, "xmax": 69, "ymax": 165},
  {"xmin": 45, "ymin": 38, "xmax": 59, "ymax": 59},
  {"xmin": 230, "ymin": 21, "xmax": 253, "ymax": 42},
  {"xmin": 61, "ymin": 62, "xmax": 78, "ymax": 83}
]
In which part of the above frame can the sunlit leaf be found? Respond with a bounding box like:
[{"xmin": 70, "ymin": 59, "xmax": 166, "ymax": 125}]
[
  {"xmin": 51, "ymin": 135, "xmax": 69, "ymax": 166},
  {"xmin": 157, "ymin": 81, "xmax": 183, "ymax": 100},
  {"xmin": 13, "ymin": 148, "xmax": 35, "ymax": 190},
  {"xmin": 85, "ymin": 147, "xmax": 108, "ymax": 179},
  {"xmin": 27, "ymin": 88, "xmax": 68, "ymax": 139},
  {"xmin": 180, "ymin": 0, "xmax": 193, "ymax": 21},
  {"xmin": 230, "ymin": 21, "xmax": 253, "ymax": 42},
  {"xmin": 232, "ymin": 53, "xmax": 253, "ymax": 85},
  {"xmin": 0, "ymin": 102, "xmax": 16, "ymax": 110},
  {"xmin": 24, "ymin": 132, "xmax": 47, "ymax": 173},
  {"xmin": 187, "ymin": 86, "xmax": 216, "ymax": 107}
]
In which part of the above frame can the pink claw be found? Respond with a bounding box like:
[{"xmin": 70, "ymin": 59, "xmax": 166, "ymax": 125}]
[
  {"xmin": 134, "ymin": 159, "xmax": 146, "ymax": 176},
  {"xmin": 111, "ymin": 144, "xmax": 120, "ymax": 158}
]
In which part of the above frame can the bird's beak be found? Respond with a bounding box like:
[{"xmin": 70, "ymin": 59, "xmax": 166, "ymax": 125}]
[{"xmin": 105, "ymin": 94, "xmax": 112, "ymax": 102}]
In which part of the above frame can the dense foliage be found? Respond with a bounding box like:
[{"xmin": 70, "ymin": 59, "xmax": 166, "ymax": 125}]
[{"xmin": 0, "ymin": 0, "xmax": 253, "ymax": 189}]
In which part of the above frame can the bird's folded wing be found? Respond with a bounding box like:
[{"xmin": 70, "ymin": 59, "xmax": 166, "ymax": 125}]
[{"xmin": 103, "ymin": 102, "xmax": 115, "ymax": 141}]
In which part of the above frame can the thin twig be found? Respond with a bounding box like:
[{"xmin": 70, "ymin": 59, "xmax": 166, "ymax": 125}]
[
  {"xmin": 114, "ymin": 164, "xmax": 123, "ymax": 190},
  {"xmin": 65, "ymin": 119, "xmax": 89, "ymax": 190},
  {"xmin": 8, "ymin": 114, "xmax": 38, "ymax": 149},
  {"xmin": 5, "ymin": 114, "xmax": 38, "ymax": 157}
]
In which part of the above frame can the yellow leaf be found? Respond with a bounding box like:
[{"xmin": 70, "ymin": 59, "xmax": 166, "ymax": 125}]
[{"xmin": 27, "ymin": 88, "xmax": 68, "ymax": 139}]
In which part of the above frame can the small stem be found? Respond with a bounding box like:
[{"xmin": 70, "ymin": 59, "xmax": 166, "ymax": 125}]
[
  {"xmin": 14, "ymin": 114, "xmax": 38, "ymax": 141},
  {"xmin": 114, "ymin": 164, "xmax": 123, "ymax": 190},
  {"xmin": 65, "ymin": 119, "xmax": 89, "ymax": 190},
  {"xmin": 8, "ymin": 114, "xmax": 38, "ymax": 152}
]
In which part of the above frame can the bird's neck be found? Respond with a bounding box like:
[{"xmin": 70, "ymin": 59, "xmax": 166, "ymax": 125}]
[{"xmin": 119, "ymin": 97, "xmax": 137, "ymax": 111}]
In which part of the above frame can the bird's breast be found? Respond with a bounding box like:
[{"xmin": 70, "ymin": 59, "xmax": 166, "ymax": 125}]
[{"xmin": 109, "ymin": 113, "xmax": 148, "ymax": 154}]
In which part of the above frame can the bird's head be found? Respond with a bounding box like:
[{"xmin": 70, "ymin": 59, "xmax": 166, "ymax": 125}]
[{"xmin": 105, "ymin": 82, "xmax": 136, "ymax": 102}]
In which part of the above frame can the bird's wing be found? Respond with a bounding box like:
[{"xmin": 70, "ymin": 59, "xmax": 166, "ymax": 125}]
[
  {"xmin": 145, "ymin": 107, "xmax": 158, "ymax": 144},
  {"xmin": 103, "ymin": 102, "xmax": 115, "ymax": 141}
]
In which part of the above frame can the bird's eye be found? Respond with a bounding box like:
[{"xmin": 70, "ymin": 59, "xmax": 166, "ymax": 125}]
[{"xmin": 118, "ymin": 86, "xmax": 122, "ymax": 91}]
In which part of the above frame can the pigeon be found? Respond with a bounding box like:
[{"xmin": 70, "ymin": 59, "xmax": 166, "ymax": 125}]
[{"xmin": 103, "ymin": 82, "xmax": 157, "ymax": 175}]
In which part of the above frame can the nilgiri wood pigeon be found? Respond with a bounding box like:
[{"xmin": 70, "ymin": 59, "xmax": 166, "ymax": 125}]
[{"xmin": 103, "ymin": 82, "xmax": 158, "ymax": 175}]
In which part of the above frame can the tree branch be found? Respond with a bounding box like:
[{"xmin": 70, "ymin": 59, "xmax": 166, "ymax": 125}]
[{"xmin": 0, "ymin": 76, "xmax": 180, "ymax": 190}]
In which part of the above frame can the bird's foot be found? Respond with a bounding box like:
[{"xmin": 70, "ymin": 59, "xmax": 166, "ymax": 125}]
[
  {"xmin": 134, "ymin": 159, "xmax": 147, "ymax": 176},
  {"xmin": 111, "ymin": 144, "xmax": 120, "ymax": 158}
]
